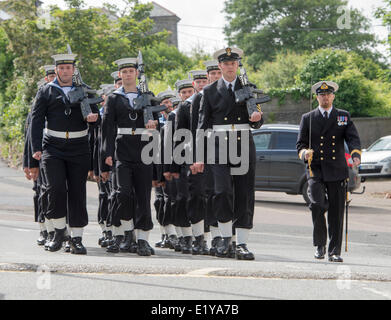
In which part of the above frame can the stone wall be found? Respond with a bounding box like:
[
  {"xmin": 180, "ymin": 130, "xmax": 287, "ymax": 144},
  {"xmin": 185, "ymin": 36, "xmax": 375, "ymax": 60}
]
[
  {"xmin": 261, "ymin": 94, "xmax": 391, "ymax": 148},
  {"xmin": 151, "ymin": 16, "xmax": 180, "ymax": 48}
]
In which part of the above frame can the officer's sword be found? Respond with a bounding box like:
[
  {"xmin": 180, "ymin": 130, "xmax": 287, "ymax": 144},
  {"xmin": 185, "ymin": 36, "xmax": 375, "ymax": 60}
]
[
  {"xmin": 345, "ymin": 179, "xmax": 351, "ymax": 252},
  {"xmin": 308, "ymin": 78, "xmax": 314, "ymax": 177}
]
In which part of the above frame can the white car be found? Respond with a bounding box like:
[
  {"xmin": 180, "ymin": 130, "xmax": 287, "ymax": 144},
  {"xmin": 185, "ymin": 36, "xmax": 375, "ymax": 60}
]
[{"xmin": 359, "ymin": 135, "xmax": 391, "ymax": 177}]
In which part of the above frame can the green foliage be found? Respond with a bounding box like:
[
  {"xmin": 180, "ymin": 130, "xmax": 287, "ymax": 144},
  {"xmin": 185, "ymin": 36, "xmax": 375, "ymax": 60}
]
[
  {"xmin": 224, "ymin": 0, "xmax": 378, "ymax": 68},
  {"xmin": 248, "ymin": 48, "xmax": 391, "ymax": 116},
  {"xmin": 334, "ymin": 69, "xmax": 391, "ymax": 117},
  {"xmin": 0, "ymin": 0, "xmax": 202, "ymax": 165},
  {"xmin": 248, "ymin": 51, "xmax": 306, "ymax": 90},
  {"xmin": 0, "ymin": 28, "xmax": 14, "ymax": 94}
]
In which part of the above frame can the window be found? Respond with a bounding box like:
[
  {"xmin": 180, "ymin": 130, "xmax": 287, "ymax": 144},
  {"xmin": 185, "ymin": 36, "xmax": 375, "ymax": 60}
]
[
  {"xmin": 274, "ymin": 132, "xmax": 298, "ymax": 150},
  {"xmin": 368, "ymin": 137, "xmax": 391, "ymax": 152},
  {"xmin": 253, "ymin": 133, "xmax": 272, "ymax": 150}
]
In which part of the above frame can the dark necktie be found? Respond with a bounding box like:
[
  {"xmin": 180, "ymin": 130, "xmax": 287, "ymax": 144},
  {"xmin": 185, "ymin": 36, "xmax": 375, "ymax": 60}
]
[
  {"xmin": 324, "ymin": 111, "xmax": 328, "ymax": 120},
  {"xmin": 228, "ymin": 83, "xmax": 234, "ymax": 98}
]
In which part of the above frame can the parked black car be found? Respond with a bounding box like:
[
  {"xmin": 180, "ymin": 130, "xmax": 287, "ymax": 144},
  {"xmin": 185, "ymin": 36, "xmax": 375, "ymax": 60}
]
[{"xmin": 253, "ymin": 124, "xmax": 362, "ymax": 204}]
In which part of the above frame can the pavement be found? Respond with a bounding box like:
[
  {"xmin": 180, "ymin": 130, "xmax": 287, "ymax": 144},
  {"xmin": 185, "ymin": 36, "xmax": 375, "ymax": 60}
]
[{"xmin": 0, "ymin": 160, "xmax": 390, "ymax": 300}]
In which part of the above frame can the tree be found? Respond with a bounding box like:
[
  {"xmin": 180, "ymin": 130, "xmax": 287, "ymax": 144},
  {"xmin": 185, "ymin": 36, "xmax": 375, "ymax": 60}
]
[
  {"xmin": 224, "ymin": 0, "xmax": 378, "ymax": 68},
  {"xmin": 296, "ymin": 49, "xmax": 390, "ymax": 117}
]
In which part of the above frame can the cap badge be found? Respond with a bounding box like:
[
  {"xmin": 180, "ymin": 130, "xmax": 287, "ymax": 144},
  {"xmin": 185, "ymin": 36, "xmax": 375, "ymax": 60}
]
[{"xmin": 321, "ymin": 83, "xmax": 328, "ymax": 90}]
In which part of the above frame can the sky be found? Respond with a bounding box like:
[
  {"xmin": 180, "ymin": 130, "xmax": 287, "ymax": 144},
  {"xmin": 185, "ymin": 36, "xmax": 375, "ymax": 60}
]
[{"xmin": 41, "ymin": 0, "xmax": 390, "ymax": 58}]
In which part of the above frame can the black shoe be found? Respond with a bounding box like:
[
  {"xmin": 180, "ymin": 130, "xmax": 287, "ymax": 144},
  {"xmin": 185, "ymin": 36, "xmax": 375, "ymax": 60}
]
[
  {"xmin": 228, "ymin": 241, "xmax": 236, "ymax": 259},
  {"xmin": 44, "ymin": 231, "xmax": 55, "ymax": 251},
  {"xmin": 128, "ymin": 231, "xmax": 138, "ymax": 253},
  {"xmin": 155, "ymin": 234, "xmax": 167, "ymax": 248},
  {"xmin": 70, "ymin": 237, "xmax": 87, "ymax": 255},
  {"xmin": 101, "ymin": 230, "xmax": 113, "ymax": 248},
  {"xmin": 63, "ymin": 236, "xmax": 71, "ymax": 253},
  {"xmin": 328, "ymin": 255, "xmax": 343, "ymax": 263},
  {"xmin": 119, "ymin": 231, "xmax": 133, "ymax": 252},
  {"xmin": 216, "ymin": 237, "xmax": 232, "ymax": 258},
  {"xmin": 162, "ymin": 234, "xmax": 172, "ymax": 248},
  {"xmin": 137, "ymin": 239, "xmax": 152, "ymax": 256},
  {"xmin": 235, "ymin": 244, "xmax": 255, "ymax": 261},
  {"xmin": 147, "ymin": 242, "xmax": 155, "ymax": 255},
  {"xmin": 37, "ymin": 231, "xmax": 48, "ymax": 246},
  {"xmin": 192, "ymin": 235, "xmax": 204, "ymax": 255},
  {"xmin": 175, "ymin": 237, "xmax": 183, "ymax": 252},
  {"xmin": 209, "ymin": 236, "xmax": 222, "ymax": 256},
  {"xmin": 315, "ymin": 246, "xmax": 326, "ymax": 259},
  {"xmin": 181, "ymin": 236, "xmax": 193, "ymax": 254},
  {"xmin": 48, "ymin": 228, "xmax": 67, "ymax": 252},
  {"xmin": 201, "ymin": 240, "xmax": 210, "ymax": 255},
  {"xmin": 166, "ymin": 235, "xmax": 178, "ymax": 249},
  {"xmin": 106, "ymin": 235, "xmax": 123, "ymax": 253},
  {"xmin": 98, "ymin": 231, "xmax": 107, "ymax": 246}
]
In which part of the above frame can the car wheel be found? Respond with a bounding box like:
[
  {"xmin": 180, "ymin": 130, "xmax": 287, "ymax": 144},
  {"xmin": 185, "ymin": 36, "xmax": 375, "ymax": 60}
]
[{"xmin": 302, "ymin": 180, "xmax": 311, "ymax": 205}]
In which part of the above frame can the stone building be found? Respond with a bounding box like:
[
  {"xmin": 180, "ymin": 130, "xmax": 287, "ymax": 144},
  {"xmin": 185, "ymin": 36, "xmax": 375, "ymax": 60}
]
[{"xmin": 150, "ymin": 1, "xmax": 180, "ymax": 48}]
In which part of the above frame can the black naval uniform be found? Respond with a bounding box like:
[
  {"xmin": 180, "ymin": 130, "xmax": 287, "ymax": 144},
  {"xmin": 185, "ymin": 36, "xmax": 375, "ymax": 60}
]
[
  {"xmin": 101, "ymin": 88, "xmax": 156, "ymax": 235},
  {"xmin": 296, "ymin": 107, "xmax": 361, "ymax": 258},
  {"xmin": 92, "ymin": 108, "xmax": 111, "ymax": 231},
  {"xmin": 174, "ymin": 97, "xmax": 206, "ymax": 227},
  {"xmin": 165, "ymin": 109, "xmax": 191, "ymax": 230},
  {"xmin": 190, "ymin": 92, "xmax": 216, "ymax": 231},
  {"xmin": 30, "ymin": 80, "xmax": 100, "ymax": 229},
  {"xmin": 159, "ymin": 114, "xmax": 178, "ymax": 248},
  {"xmin": 198, "ymin": 78, "xmax": 262, "ymax": 231},
  {"xmin": 23, "ymin": 112, "xmax": 43, "ymax": 224}
]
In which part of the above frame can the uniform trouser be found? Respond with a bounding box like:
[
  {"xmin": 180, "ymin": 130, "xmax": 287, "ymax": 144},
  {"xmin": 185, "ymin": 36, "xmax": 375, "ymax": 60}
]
[
  {"xmin": 33, "ymin": 180, "xmax": 41, "ymax": 223},
  {"xmin": 187, "ymin": 170, "xmax": 206, "ymax": 225},
  {"xmin": 41, "ymin": 155, "xmax": 90, "ymax": 228},
  {"xmin": 38, "ymin": 164, "xmax": 48, "ymax": 223},
  {"xmin": 106, "ymin": 170, "xmax": 117, "ymax": 227},
  {"xmin": 162, "ymin": 179, "xmax": 176, "ymax": 227},
  {"xmin": 154, "ymin": 186, "xmax": 165, "ymax": 225},
  {"xmin": 308, "ymin": 178, "xmax": 346, "ymax": 256},
  {"xmin": 98, "ymin": 180, "xmax": 111, "ymax": 225},
  {"xmin": 204, "ymin": 165, "xmax": 217, "ymax": 228},
  {"xmin": 210, "ymin": 161, "xmax": 256, "ymax": 230},
  {"xmin": 173, "ymin": 166, "xmax": 191, "ymax": 228},
  {"xmin": 115, "ymin": 161, "xmax": 153, "ymax": 231}
]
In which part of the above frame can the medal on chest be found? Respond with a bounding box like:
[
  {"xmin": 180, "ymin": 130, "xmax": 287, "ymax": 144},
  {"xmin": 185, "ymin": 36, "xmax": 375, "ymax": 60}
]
[{"xmin": 337, "ymin": 115, "xmax": 347, "ymax": 126}]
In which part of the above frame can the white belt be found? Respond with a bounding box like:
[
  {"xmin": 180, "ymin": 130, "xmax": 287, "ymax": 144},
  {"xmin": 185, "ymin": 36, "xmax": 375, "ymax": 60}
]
[
  {"xmin": 44, "ymin": 128, "xmax": 88, "ymax": 139},
  {"xmin": 213, "ymin": 124, "xmax": 251, "ymax": 132},
  {"xmin": 117, "ymin": 128, "xmax": 147, "ymax": 135}
]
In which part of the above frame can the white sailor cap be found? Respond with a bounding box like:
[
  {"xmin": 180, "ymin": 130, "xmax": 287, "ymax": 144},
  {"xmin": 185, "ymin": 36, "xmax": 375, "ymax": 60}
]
[
  {"xmin": 203, "ymin": 60, "xmax": 220, "ymax": 72},
  {"xmin": 43, "ymin": 65, "xmax": 56, "ymax": 75},
  {"xmin": 213, "ymin": 47, "xmax": 243, "ymax": 62},
  {"xmin": 111, "ymin": 71, "xmax": 122, "ymax": 82},
  {"xmin": 114, "ymin": 58, "xmax": 138, "ymax": 71},
  {"xmin": 170, "ymin": 96, "xmax": 182, "ymax": 106},
  {"xmin": 175, "ymin": 79, "xmax": 193, "ymax": 92},
  {"xmin": 157, "ymin": 90, "xmax": 177, "ymax": 101},
  {"xmin": 189, "ymin": 70, "xmax": 208, "ymax": 80},
  {"xmin": 312, "ymin": 81, "xmax": 339, "ymax": 94},
  {"xmin": 51, "ymin": 54, "xmax": 77, "ymax": 66},
  {"xmin": 100, "ymin": 84, "xmax": 116, "ymax": 96},
  {"xmin": 37, "ymin": 78, "xmax": 47, "ymax": 88}
]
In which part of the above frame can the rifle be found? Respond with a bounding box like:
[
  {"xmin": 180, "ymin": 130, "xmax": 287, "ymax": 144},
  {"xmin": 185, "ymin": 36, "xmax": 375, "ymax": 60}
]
[
  {"xmin": 235, "ymin": 59, "xmax": 271, "ymax": 117},
  {"xmin": 66, "ymin": 44, "xmax": 103, "ymax": 120},
  {"xmin": 133, "ymin": 51, "xmax": 167, "ymax": 127}
]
